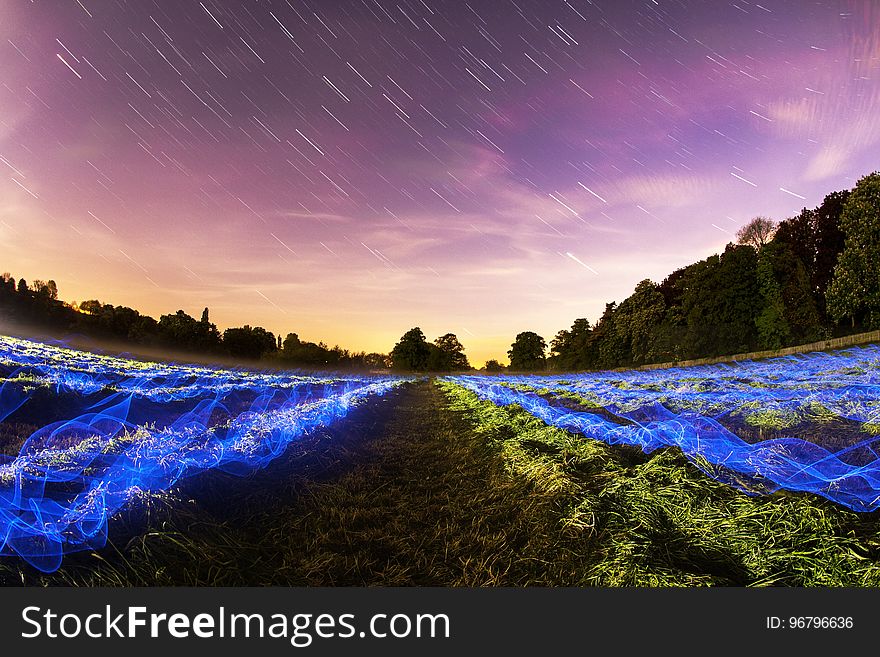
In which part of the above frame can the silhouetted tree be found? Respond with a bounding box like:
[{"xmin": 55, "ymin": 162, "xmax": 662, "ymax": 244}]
[
  {"xmin": 483, "ymin": 359, "xmax": 506, "ymax": 372},
  {"xmin": 736, "ymin": 216, "xmax": 776, "ymax": 250},
  {"xmin": 0, "ymin": 270, "xmax": 373, "ymax": 367},
  {"xmin": 282, "ymin": 332, "xmax": 301, "ymax": 354},
  {"xmin": 157, "ymin": 309, "xmax": 220, "ymax": 352},
  {"xmin": 0, "ymin": 274, "xmax": 13, "ymax": 322},
  {"xmin": 78, "ymin": 299, "xmax": 99, "ymax": 313},
  {"xmin": 158, "ymin": 310, "xmax": 201, "ymax": 348},
  {"xmin": 30, "ymin": 279, "xmax": 58, "ymax": 300},
  {"xmin": 196, "ymin": 307, "xmax": 222, "ymax": 351},
  {"xmin": 390, "ymin": 327, "xmax": 431, "ymax": 371},
  {"xmin": 223, "ymin": 325, "xmax": 277, "ymax": 360},
  {"xmin": 508, "ymin": 331, "xmax": 546, "ymax": 371},
  {"xmin": 755, "ymin": 244, "xmax": 789, "ymax": 349},
  {"xmin": 433, "ymin": 333, "xmax": 470, "ymax": 370},
  {"xmin": 64, "ymin": 298, "xmax": 159, "ymax": 343},
  {"xmin": 281, "ymin": 331, "xmax": 348, "ymax": 366}
]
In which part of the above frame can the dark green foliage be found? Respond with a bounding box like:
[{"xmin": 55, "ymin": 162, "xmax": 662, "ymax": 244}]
[
  {"xmin": 812, "ymin": 191, "xmax": 849, "ymax": 305},
  {"xmin": 549, "ymin": 318, "xmax": 593, "ymax": 371},
  {"xmin": 774, "ymin": 208, "xmax": 815, "ymax": 274},
  {"xmin": 768, "ymin": 242, "xmax": 821, "ymax": 345},
  {"xmin": 552, "ymin": 246, "xmax": 763, "ymax": 371},
  {"xmin": 648, "ymin": 314, "xmax": 686, "ymax": 364},
  {"xmin": 508, "ymin": 331, "xmax": 547, "ymax": 371},
  {"xmin": 390, "ymin": 327, "xmax": 432, "ymax": 371},
  {"xmin": 774, "ymin": 190, "xmax": 849, "ymax": 323},
  {"xmin": 711, "ymin": 244, "xmax": 761, "ymax": 355},
  {"xmin": 651, "ymin": 271, "xmax": 690, "ymax": 363},
  {"xmin": 609, "ymin": 280, "xmax": 666, "ymax": 365},
  {"xmin": 592, "ymin": 302, "xmax": 626, "ymax": 368},
  {"xmin": 753, "ymin": 239, "xmax": 821, "ymax": 349},
  {"xmin": 676, "ymin": 257, "xmax": 720, "ymax": 358},
  {"xmin": 681, "ymin": 245, "xmax": 760, "ymax": 358},
  {"xmin": 827, "ymin": 173, "xmax": 880, "ymax": 329},
  {"xmin": 553, "ymin": 230, "xmax": 831, "ymax": 370}
]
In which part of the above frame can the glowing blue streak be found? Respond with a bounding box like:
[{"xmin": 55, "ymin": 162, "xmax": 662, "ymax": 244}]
[
  {"xmin": 446, "ymin": 344, "xmax": 880, "ymax": 513},
  {"xmin": 0, "ymin": 335, "xmax": 407, "ymax": 572}
]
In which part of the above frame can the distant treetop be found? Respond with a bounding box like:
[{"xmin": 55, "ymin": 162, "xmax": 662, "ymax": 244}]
[{"xmin": 736, "ymin": 216, "xmax": 776, "ymax": 250}]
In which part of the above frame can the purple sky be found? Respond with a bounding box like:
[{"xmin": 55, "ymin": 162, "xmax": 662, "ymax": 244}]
[{"xmin": 1, "ymin": 1, "xmax": 878, "ymax": 366}]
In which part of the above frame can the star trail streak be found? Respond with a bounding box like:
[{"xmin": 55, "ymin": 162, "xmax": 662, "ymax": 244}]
[{"xmin": 0, "ymin": 1, "xmax": 878, "ymax": 365}]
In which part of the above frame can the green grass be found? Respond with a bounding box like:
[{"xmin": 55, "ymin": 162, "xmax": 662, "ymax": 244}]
[{"xmin": 437, "ymin": 379, "xmax": 880, "ymax": 586}]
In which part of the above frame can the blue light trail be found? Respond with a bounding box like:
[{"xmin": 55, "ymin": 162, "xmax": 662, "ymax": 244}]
[
  {"xmin": 446, "ymin": 345, "xmax": 880, "ymax": 512},
  {"xmin": 0, "ymin": 335, "xmax": 406, "ymax": 572}
]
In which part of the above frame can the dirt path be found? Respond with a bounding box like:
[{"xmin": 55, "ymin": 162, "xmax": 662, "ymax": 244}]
[{"xmin": 225, "ymin": 379, "xmax": 581, "ymax": 586}]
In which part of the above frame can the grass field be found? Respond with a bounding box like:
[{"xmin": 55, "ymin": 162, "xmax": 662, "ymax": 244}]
[{"xmin": 4, "ymin": 378, "xmax": 880, "ymax": 586}]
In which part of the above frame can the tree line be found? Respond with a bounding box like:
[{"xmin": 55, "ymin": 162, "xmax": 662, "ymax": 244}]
[
  {"xmin": 3, "ymin": 171, "xmax": 878, "ymax": 373},
  {"xmin": 0, "ymin": 276, "xmax": 471, "ymax": 372},
  {"xmin": 0, "ymin": 281, "xmax": 389, "ymax": 370},
  {"xmin": 504, "ymin": 171, "xmax": 880, "ymax": 372}
]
